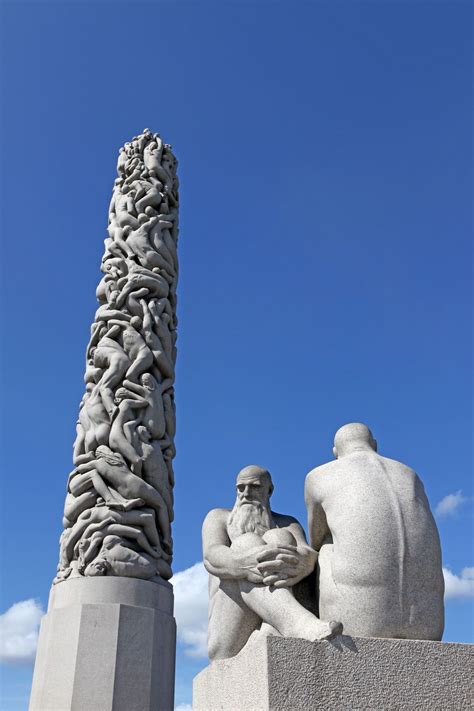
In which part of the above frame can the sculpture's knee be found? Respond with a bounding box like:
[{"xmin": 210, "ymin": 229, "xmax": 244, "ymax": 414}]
[
  {"xmin": 262, "ymin": 528, "xmax": 297, "ymax": 547},
  {"xmin": 230, "ymin": 532, "xmax": 265, "ymax": 552}
]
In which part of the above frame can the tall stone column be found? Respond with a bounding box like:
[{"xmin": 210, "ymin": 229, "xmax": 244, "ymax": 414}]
[{"xmin": 30, "ymin": 129, "xmax": 179, "ymax": 711}]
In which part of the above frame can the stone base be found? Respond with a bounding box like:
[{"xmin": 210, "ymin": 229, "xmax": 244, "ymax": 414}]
[
  {"xmin": 29, "ymin": 576, "xmax": 176, "ymax": 711},
  {"xmin": 193, "ymin": 634, "xmax": 473, "ymax": 710}
]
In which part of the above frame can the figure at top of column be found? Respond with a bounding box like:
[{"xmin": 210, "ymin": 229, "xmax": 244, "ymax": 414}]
[{"xmin": 305, "ymin": 422, "xmax": 444, "ymax": 640}]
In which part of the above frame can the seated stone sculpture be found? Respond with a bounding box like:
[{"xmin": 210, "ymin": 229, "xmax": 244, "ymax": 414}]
[
  {"xmin": 305, "ymin": 422, "xmax": 444, "ymax": 640},
  {"xmin": 202, "ymin": 465, "xmax": 342, "ymax": 660}
]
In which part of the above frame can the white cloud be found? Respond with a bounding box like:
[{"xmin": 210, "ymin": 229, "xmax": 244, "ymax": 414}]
[
  {"xmin": 171, "ymin": 562, "xmax": 209, "ymax": 659},
  {"xmin": 0, "ymin": 599, "xmax": 44, "ymax": 665},
  {"xmin": 174, "ymin": 705, "xmax": 192, "ymax": 711},
  {"xmin": 443, "ymin": 567, "xmax": 474, "ymax": 599},
  {"xmin": 435, "ymin": 490, "xmax": 467, "ymax": 517}
]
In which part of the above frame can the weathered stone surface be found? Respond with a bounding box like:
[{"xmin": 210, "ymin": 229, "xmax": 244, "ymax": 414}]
[
  {"xmin": 29, "ymin": 577, "xmax": 176, "ymax": 711},
  {"xmin": 193, "ymin": 634, "xmax": 473, "ymax": 710},
  {"xmin": 305, "ymin": 423, "xmax": 444, "ymax": 640}
]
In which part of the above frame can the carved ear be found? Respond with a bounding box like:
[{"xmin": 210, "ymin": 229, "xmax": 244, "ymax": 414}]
[
  {"xmin": 268, "ymin": 482, "xmax": 274, "ymax": 497},
  {"xmin": 332, "ymin": 446, "xmax": 338, "ymax": 459}
]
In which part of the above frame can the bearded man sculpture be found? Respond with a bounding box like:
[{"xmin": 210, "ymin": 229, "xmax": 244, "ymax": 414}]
[{"xmin": 202, "ymin": 465, "xmax": 342, "ymax": 660}]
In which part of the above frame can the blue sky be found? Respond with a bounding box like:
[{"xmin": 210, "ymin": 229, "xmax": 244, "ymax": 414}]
[{"xmin": 0, "ymin": 1, "xmax": 472, "ymax": 709}]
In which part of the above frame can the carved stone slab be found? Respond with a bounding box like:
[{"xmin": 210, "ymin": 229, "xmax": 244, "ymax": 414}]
[{"xmin": 193, "ymin": 634, "xmax": 473, "ymax": 710}]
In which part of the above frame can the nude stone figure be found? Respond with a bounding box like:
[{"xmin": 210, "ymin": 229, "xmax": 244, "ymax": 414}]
[
  {"xmin": 202, "ymin": 466, "xmax": 342, "ymax": 661},
  {"xmin": 68, "ymin": 446, "xmax": 172, "ymax": 544},
  {"xmin": 305, "ymin": 423, "xmax": 444, "ymax": 641},
  {"xmin": 109, "ymin": 387, "xmax": 148, "ymax": 474}
]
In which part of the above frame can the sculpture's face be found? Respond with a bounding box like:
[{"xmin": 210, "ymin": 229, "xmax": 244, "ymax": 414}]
[
  {"xmin": 236, "ymin": 477, "xmax": 271, "ymax": 508},
  {"xmin": 141, "ymin": 373, "xmax": 154, "ymax": 390}
]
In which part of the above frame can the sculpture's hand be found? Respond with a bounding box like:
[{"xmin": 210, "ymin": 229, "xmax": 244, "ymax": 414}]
[
  {"xmin": 268, "ymin": 546, "xmax": 317, "ymax": 588},
  {"xmin": 231, "ymin": 545, "xmax": 267, "ymax": 584},
  {"xmin": 258, "ymin": 546, "xmax": 317, "ymax": 588},
  {"xmin": 255, "ymin": 545, "xmax": 296, "ymax": 563},
  {"xmin": 254, "ymin": 545, "xmax": 298, "ymax": 586}
]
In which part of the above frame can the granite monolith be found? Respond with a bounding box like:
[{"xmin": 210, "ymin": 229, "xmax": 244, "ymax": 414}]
[{"xmin": 30, "ymin": 129, "xmax": 179, "ymax": 711}]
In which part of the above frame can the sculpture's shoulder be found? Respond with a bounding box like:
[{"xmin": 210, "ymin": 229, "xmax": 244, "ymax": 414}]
[
  {"xmin": 202, "ymin": 507, "xmax": 231, "ymax": 528},
  {"xmin": 271, "ymin": 511, "xmax": 302, "ymax": 528},
  {"xmin": 305, "ymin": 460, "xmax": 337, "ymax": 493},
  {"xmin": 204, "ymin": 509, "xmax": 231, "ymax": 521}
]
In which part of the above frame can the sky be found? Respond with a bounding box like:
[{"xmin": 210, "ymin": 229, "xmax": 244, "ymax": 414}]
[{"xmin": 0, "ymin": 1, "xmax": 472, "ymax": 709}]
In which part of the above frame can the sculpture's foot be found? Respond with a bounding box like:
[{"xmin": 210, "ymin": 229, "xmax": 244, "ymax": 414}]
[{"xmin": 293, "ymin": 617, "xmax": 343, "ymax": 642}]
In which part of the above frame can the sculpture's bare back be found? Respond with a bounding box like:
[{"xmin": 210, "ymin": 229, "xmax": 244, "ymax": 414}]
[
  {"xmin": 56, "ymin": 129, "xmax": 179, "ymax": 583},
  {"xmin": 305, "ymin": 423, "xmax": 444, "ymax": 640}
]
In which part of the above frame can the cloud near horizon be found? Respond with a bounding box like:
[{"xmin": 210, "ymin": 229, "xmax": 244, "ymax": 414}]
[
  {"xmin": 0, "ymin": 599, "xmax": 44, "ymax": 665},
  {"xmin": 435, "ymin": 490, "xmax": 468, "ymax": 518},
  {"xmin": 443, "ymin": 567, "xmax": 474, "ymax": 599},
  {"xmin": 171, "ymin": 562, "xmax": 209, "ymax": 659}
]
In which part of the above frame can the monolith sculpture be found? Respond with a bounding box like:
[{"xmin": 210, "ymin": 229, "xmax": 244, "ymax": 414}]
[{"xmin": 30, "ymin": 129, "xmax": 179, "ymax": 711}]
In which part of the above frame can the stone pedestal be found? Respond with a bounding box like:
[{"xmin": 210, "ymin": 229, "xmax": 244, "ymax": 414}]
[
  {"xmin": 193, "ymin": 634, "xmax": 473, "ymax": 710},
  {"xmin": 29, "ymin": 576, "xmax": 176, "ymax": 711}
]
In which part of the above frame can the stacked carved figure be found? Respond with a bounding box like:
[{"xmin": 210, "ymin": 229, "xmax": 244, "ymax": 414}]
[{"xmin": 55, "ymin": 129, "xmax": 178, "ymax": 584}]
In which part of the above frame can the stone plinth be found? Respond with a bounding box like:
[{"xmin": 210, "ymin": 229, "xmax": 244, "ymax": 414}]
[
  {"xmin": 29, "ymin": 576, "xmax": 176, "ymax": 711},
  {"xmin": 193, "ymin": 634, "xmax": 473, "ymax": 710}
]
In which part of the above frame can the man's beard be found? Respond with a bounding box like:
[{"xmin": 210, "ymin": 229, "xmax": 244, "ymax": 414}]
[{"xmin": 227, "ymin": 499, "xmax": 273, "ymax": 542}]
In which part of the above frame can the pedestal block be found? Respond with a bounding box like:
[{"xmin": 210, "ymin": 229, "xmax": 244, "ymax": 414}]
[
  {"xmin": 193, "ymin": 634, "xmax": 473, "ymax": 710},
  {"xmin": 29, "ymin": 577, "xmax": 176, "ymax": 711}
]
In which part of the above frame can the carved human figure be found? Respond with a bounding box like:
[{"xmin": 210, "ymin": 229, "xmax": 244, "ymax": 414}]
[
  {"xmin": 109, "ymin": 387, "xmax": 148, "ymax": 474},
  {"xmin": 105, "ymin": 317, "xmax": 154, "ymax": 384},
  {"xmin": 122, "ymin": 214, "xmax": 164, "ymax": 271},
  {"xmin": 90, "ymin": 330, "xmax": 131, "ymax": 416},
  {"xmin": 136, "ymin": 426, "xmax": 173, "ymax": 542},
  {"xmin": 122, "ymin": 374, "xmax": 167, "ymax": 440},
  {"xmin": 140, "ymin": 299, "xmax": 174, "ymax": 380},
  {"xmin": 96, "ymin": 257, "xmax": 127, "ymax": 306},
  {"xmin": 83, "ymin": 535, "xmax": 160, "ymax": 579},
  {"xmin": 69, "ymin": 446, "xmax": 171, "ymax": 529},
  {"xmin": 75, "ymin": 383, "xmax": 111, "ymax": 455},
  {"xmin": 143, "ymin": 138, "xmax": 175, "ymax": 193},
  {"xmin": 305, "ymin": 423, "xmax": 444, "ymax": 640},
  {"xmin": 60, "ymin": 506, "xmax": 161, "ymax": 573},
  {"xmin": 202, "ymin": 466, "xmax": 342, "ymax": 661},
  {"xmin": 115, "ymin": 265, "xmax": 169, "ymax": 310},
  {"xmin": 132, "ymin": 176, "xmax": 164, "ymax": 215}
]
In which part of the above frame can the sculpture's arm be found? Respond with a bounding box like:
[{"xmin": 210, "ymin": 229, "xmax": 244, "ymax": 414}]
[
  {"xmin": 202, "ymin": 509, "xmax": 264, "ymax": 584},
  {"xmin": 102, "ymin": 323, "xmax": 123, "ymax": 341},
  {"xmin": 305, "ymin": 471, "xmax": 329, "ymax": 552},
  {"xmin": 122, "ymin": 379, "xmax": 146, "ymax": 397}
]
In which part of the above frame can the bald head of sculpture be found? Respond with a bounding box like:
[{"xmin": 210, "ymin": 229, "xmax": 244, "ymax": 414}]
[
  {"xmin": 235, "ymin": 465, "xmax": 274, "ymax": 506},
  {"xmin": 333, "ymin": 423, "xmax": 377, "ymax": 460}
]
